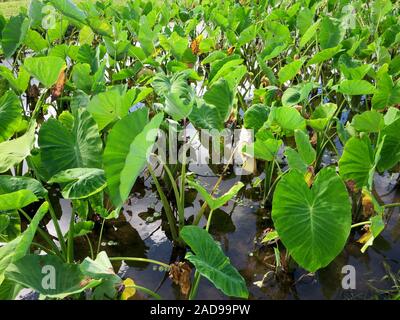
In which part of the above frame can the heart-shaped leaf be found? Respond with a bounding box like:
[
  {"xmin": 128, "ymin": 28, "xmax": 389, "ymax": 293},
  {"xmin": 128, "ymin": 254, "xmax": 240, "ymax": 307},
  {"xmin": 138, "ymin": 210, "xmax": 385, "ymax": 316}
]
[
  {"xmin": 0, "ymin": 91, "xmax": 22, "ymax": 142},
  {"xmin": 38, "ymin": 108, "xmax": 103, "ymax": 177},
  {"xmin": 49, "ymin": 168, "xmax": 106, "ymax": 199},
  {"xmin": 272, "ymin": 167, "xmax": 351, "ymax": 272},
  {"xmin": 180, "ymin": 226, "xmax": 248, "ymax": 298},
  {"xmin": 103, "ymin": 109, "xmax": 163, "ymax": 207}
]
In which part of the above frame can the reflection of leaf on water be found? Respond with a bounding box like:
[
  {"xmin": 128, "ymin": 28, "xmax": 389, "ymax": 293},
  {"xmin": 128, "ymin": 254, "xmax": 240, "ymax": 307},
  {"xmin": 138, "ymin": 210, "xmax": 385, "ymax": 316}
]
[
  {"xmin": 371, "ymin": 235, "xmax": 392, "ymax": 252},
  {"xmin": 207, "ymin": 208, "xmax": 236, "ymax": 235},
  {"xmin": 391, "ymin": 217, "xmax": 400, "ymax": 243},
  {"xmin": 317, "ymin": 249, "xmax": 349, "ymax": 300}
]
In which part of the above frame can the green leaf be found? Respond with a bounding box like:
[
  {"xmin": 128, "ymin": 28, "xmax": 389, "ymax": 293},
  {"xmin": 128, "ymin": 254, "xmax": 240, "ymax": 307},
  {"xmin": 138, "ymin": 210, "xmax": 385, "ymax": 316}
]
[
  {"xmin": 0, "ymin": 66, "xmax": 30, "ymax": 94},
  {"xmin": 103, "ymin": 110, "xmax": 163, "ymax": 207},
  {"xmin": 5, "ymin": 254, "xmax": 100, "ymax": 299},
  {"xmin": 80, "ymin": 251, "xmax": 120, "ymax": 284},
  {"xmin": 49, "ymin": 168, "xmax": 106, "ymax": 199},
  {"xmin": 282, "ymin": 83, "xmax": 314, "ymax": 107},
  {"xmin": 13, "ymin": 202, "xmax": 49, "ymax": 261},
  {"xmin": 294, "ymin": 129, "xmax": 316, "ymax": 165},
  {"xmin": 307, "ymin": 45, "xmax": 343, "ymax": 66},
  {"xmin": 24, "ymin": 56, "xmax": 66, "ymax": 88},
  {"xmin": 0, "ymin": 236, "xmax": 20, "ymax": 285},
  {"xmin": 0, "ymin": 91, "xmax": 22, "ymax": 142},
  {"xmin": 268, "ymin": 106, "xmax": 306, "ymax": 133},
  {"xmin": 307, "ymin": 103, "xmax": 337, "ymax": 131},
  {"xmin": 278, "ymin": 59, "xmax": 304, "ymax": 84},
  {"xmin": 0, "ymin": 190, "xmax": 38, "ymax": 211},
  {"xmin": 49, "ymin": 0, "xmax": 87, "ymax": 23},
  {"xmin": 152, "ymin": 71, "xmax": 194, "ymax": 121},
  {"xmin": 285, "ymin": 147, "xmax": 308, "ymax": 173},
  {"xmin": 24, "ymin": 29, "xmax": 48, "ymax": 52},
  {"xmin": 1, "ymin": 14, "xmax": 29, "ymax": 58},
  {"xmin": 180, "ymin": 226, "xmax": 248, "ymax": 298},
  {"xmin": 372, "ymin": 73, "xmax": 400, "ymax": 110},
  {"xmin": 299, "ymin": 20, "xmax": 320, "ymax": 48},
  {"xmin": 339, "ymin": 136, "xmax": 374, "ymax": 189},
  {"xmin": 0, "ymin": 175, "xmax": 47, "ymax": 198},
  {"xmin": 244, "ymin": 137, "xmax": 282, "ymax": 162},
  {"xmin": 272, "ymin": 167, "xmax": 351, "ymax": 272},
  {"xmin": 338, "ymin": 80, "xmax": 376, "ymax": 95},
  {"xmin": 38, "ymin": 109, "xmax": 102, "ymax": 177},
  {"xmin": 203, "ymin": 78, "xmax": 234, "ymax": 123},
  {"xmin": 187, "ymin": 180, "xmax": 244, "ymax": 211},
  {"xmin": 0, "ymin": 211, "xmax": 20, "ymax": 243},
  {"xmin": 86, "ymin": 87, "xmax": 138, "ymax": 130},
  {"xmin": 377, "ymin": 118, "xmax": 400, "ymax": 171},
  {"xmin": 319, "ymin": 16, "xmax": 344, "ymax": 49},
  {"xmin": 243, "ymin": 104, "xmax": 269, "ymax": 132},
  {"xmin": 0, "ymin": 122, "xmax": 36, "ymax": 173},
  {"xmin": 352, "ymin": 110, "xmax": 384, "ymax": 132}
]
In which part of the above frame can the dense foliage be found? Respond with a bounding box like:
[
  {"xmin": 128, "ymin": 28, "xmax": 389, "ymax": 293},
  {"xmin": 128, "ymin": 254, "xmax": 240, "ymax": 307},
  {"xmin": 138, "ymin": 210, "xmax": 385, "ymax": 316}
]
[{"xmin": 0, "ymin": 0, "xmax": 399, "ymax": 300}]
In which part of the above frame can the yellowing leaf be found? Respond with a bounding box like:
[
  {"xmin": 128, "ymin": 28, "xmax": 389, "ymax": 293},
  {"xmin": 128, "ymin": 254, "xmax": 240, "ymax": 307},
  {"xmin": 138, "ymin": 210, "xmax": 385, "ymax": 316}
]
[{"xmin": 121, "ymin": 278, "xmax": 136, "ymax": 300}]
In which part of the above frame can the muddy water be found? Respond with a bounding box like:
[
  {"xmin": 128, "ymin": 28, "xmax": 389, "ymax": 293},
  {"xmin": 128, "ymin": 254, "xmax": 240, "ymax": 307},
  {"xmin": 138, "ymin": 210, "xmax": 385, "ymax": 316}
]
[{"xmin": 72, "ymin": 162, "xmax": 399, "ymax": 300}]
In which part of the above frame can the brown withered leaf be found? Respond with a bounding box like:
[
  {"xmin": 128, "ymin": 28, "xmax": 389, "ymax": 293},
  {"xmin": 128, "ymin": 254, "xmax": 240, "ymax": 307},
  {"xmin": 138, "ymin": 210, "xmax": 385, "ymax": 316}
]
[
  {"xmin": 361, "ymin": 192, "xmax": 374, "ymax": 218},
  {"xmin": 190, "ymin": 35, "xmax": 202, "ymax": 55},
  {"xmin": 227, "ymin": 46, "xmax": 235, "ymax": 55},
  {"xmin": 169, "ymin": 262, "xmax": 192, "ymax": 296},
  {"xmin": 310, "ymin": 131, "xmax": 318, "ymax": 146},
  {"xmin": 260, "ymin": 76, "xmax": 269, "ymax": 88},
  {"xmin": 345, "ymin": 179, "xmax": 357, "ymax": 194},
  {"xmin": 357, "ymin": 225, "xmax": 372, "ymax": 244},
  {"xmin": 304, "ymin": 166, "xmax": 315, "ymax": 188},
  {"xmin": 51, "ymin": 68, "xmax": 66, "ymax": 101}
]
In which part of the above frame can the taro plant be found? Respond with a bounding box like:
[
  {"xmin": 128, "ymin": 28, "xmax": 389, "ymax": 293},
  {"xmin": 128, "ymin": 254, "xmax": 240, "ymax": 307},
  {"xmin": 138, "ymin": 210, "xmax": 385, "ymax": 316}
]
[{"xmin": 0, "ymin": 0, "xmax": 400, "ymax": 301}]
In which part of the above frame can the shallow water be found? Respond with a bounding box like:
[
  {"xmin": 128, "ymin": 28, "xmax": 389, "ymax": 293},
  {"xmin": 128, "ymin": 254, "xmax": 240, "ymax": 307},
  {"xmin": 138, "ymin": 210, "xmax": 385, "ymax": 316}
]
[{"xmin": 65, "ymin": 162, "xmax": 399, "ymax": 300}]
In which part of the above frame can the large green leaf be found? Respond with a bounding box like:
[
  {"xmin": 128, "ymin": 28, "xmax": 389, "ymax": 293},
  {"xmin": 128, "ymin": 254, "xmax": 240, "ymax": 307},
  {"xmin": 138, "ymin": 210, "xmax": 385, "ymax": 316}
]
[
  {"xmin": 23, "ymin": 56, "xmax": 66, "ymax": 88},
  {"xmin": 203, "ymin": 78, "xmax": 234, "ymax": 123},
  {"xmin": 49, "ymin": 168, "xmax": 106, "ymax": 199},
  {"xmin": 0, "ymin": 175, "xmax": 47, "ymax": 198},
  {"xmin": 272, "ymin": 167, "xmax": 351, "ymax": 272},
  {"xmin": 0, "ymin": 122, "xmax": 36, "ymax": 173},
  {"xmin": 103, "ymin": 110, "xmax": 163, "ymax": 207},
  {"xmin": 187, "ymin": 180, "xmax": 244, "ymax": 211},
  {"xmin": 294, "ymin": 129, "xmax": 316, "ymax": 165},
  {"xmin": 278, "ymin": 59, "xmax": 305, "ymax": 84},
  {"xmin": 352, "ymin": 110, "xmax": 384, "ymax": 132},
  {"xmin": 5, "ymin": 254, "xmax": 100, "ymax": 299},
  {"xmin": 377, "ymin": 118, "xmax": 400, "ymax": 171},
  {"xmin": 49, "ymin": 0, "xmax": 87, "ymax": 23},
  {"xmin": 372, "ymin": 73, "xmax": 400, "ymax": 110},
  {"xmin": 338, "ymin": 80, "xmax": 376, "ymax": 95},
  {"xmin": 268, "ymin": 106, "xmax": 306, "ymax": 134},
  {"xmin": 87, "ymin": 87, "xmax": 149, "ymax": 130},
  {"xmin": 307, "ymin": 45, "xmax": 343, "ymax": 66},
  {"xmin": 0, "ymin": 91, "xmax": 22, "ymax": 142},
  {"xmin": 38, "ymin": 108, "xmax": 103, "ymax": 177},
  {"xmin": 282, "ymin": 83, "xmax": 314, "ymax": 107},
  {"xmin": 13, "ymin": 202, "xmax": 49, "ymax": 261},
  {"xmin": 180, "ymin": 226, "xmax": 248, "ymax": 298},
  {"xmin": 243, "ymin": 104, "xmax": 270, "ymax": 132},
  {"xmin": 0, "ymin": 211, "xmax": 20, "ymax": 243},
  {"xmin": 319, "ymin": 16, "xmax": 344, "ymax": 49},
  {"xmin": 307, "ymin": 103, "xmax": 337, "ymax": 131},
  {"xmin": 0, "ymin": 190, "xmax": 38, "ymax": 211},
  {"xmin": 0, "ymin": 67, "xmax": 30, "ymax": 94},
  {"xmin": 152, "ymin": 71, "xmax": 194, "ymax": 121},
  {"xmin": 1, "ymin": 14, "xmax": 29, "ymax": 58},
  {"xmin": 339, "ymin": 136, "xmax": 374, "ymax": 189}
]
